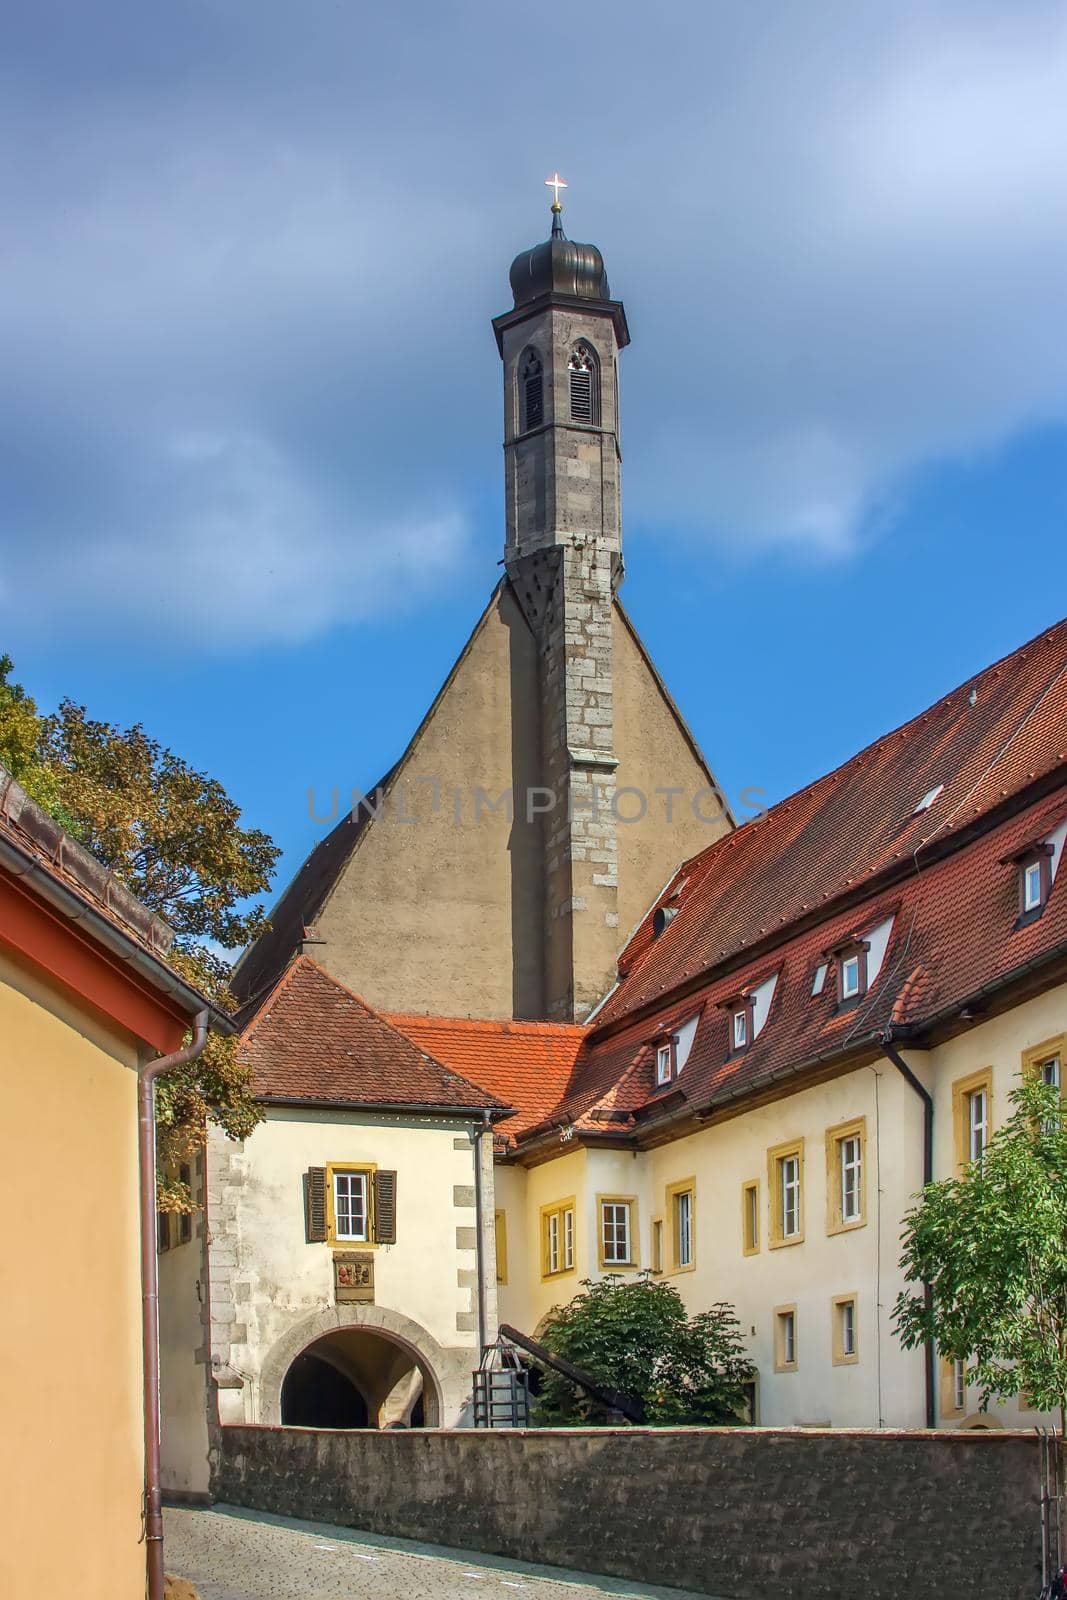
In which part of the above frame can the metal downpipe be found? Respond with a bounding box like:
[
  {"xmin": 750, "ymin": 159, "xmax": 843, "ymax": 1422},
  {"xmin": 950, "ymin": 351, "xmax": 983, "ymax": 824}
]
[
  {"xmin": 139, "ymin": 1010, "xmax": 210, "ymax": 1600},
  {"xmin": 881, "ymin": 1026, "xmax": 937, "ymax": 1429}
]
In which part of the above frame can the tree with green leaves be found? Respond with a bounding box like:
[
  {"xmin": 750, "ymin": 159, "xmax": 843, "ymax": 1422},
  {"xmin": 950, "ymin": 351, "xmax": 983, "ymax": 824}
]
[
  {"xmin": 0, "ymin": 654, "xmax": 279, "ymax": 1210},
  {"xmin": 895, "ymin": 1074, "xmax": 1067, "ymax": 1431},
  {"xmin": 536, "ymin": 1274, "xmax": 753, "ymax": 1426}
]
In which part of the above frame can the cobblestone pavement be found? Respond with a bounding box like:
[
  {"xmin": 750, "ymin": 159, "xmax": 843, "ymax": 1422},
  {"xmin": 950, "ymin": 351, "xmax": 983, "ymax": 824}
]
[{"xmin": 164, "ymin": 1506, "xmax": 713, "ymax": 1600}]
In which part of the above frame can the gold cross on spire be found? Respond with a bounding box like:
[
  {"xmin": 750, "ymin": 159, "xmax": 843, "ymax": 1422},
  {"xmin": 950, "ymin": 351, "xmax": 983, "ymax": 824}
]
[{"xmin": 545, "ymin": 172, "xmax": 568, "ymax": 211}]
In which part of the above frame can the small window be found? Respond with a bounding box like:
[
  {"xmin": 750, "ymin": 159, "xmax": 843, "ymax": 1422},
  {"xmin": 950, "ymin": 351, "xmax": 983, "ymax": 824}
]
[
  {"xmin": 495, "ymin": 1209, "xmax": 508, "ymax": 1285},
  {"xmin": 811, "ymin": 962, "xmax": 828, "ymax": 996},
  {"xmin": 178, "ymin": 1161, "xmax": 193, "ymax": 1245},
  {"xmin": 833, "ymin": 1295, "xmax": 858, "ymax": 1364},
  {"xmin": 742, "ymin": 1180, "xmax": 760, "ymax": 1256},
  {"xmin": 775, "ymin": 1306, "xmax": 798, "ymax": 1372},
  {"xmin": 840, "ymin": 952, "xmax": 863, "ymax": 1002},
  {"xmin": 332, "ymin": 1169, "xmax": 370, "ymax": 1241},
  {"xmin": 953, "ymin": 1358, "xmax": 966, "ymax": 1412},
  {"xmin": 967, "ymin": 1087, "xmax": 989, "ymax": 1164},
  {"xmin": 568, "ymin": 343, "xmax": 599, "ymax": 425},
  {"xmin": 940, "ymin": 1355, "xmax": 966, "ymax": 1416},
  {"xmin": 541, "ymin": 1200, "xmax": 576, "ymax": 1278},
  {"xmin": 157, "ymin": 1211, "xmax": 171, "ymax": 1253},
  {"xmin": 599, "ymin": 1197, "xmax": 636, "ymax": 1268},
  {"xmin": 667, "ymin": 1180, "xmax": 695, "ymax": 1271},
  {"xmin": 724, "ymin": 993, "xmax": 755, "ymax": 1057},
  {"xmin": 826, "ymin": 1119, "xmax": 866, "ymax": 1234},
  {"xmin": 521, "ymin": 349, "xmax": 543, "ymax": 432},
  {"xmin": 769, "ymin": 1140, "xmax": 804, "ymax": 1247},
  {"xmin": 1042, "ymin": 1055, "xmax": 1061, "ymax": 1090},
  {"xmin": 651, "ymin": 1217, "xmax": 664, "ymax": 1274},
  {"xmin": 655, "ymin": 1040, "xmax": 675, "ymax": 1086},
  {"xmin": 1016, "ymin": 846, "xmax": 1052, "ymax": 923},
  {"xmin": 732, "ymin": 1008, "xmax": 748, "ymax": 1050},
  {"xmin": 952, "ymin": 1070, "xmax": 993, "ymax": 1171}
]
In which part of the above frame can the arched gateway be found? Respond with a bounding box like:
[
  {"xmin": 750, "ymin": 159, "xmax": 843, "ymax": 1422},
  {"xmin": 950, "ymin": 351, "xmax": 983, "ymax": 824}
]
[{"xmin": 260, "ymin": 1306, "xmax": 455, "ymax": 1429}]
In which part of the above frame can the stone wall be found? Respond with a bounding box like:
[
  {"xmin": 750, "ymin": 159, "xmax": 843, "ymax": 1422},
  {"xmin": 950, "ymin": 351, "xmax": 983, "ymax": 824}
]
[{"xmin": 215, "ymin": 1424, "xmax": 1042, "ymax": 1600}]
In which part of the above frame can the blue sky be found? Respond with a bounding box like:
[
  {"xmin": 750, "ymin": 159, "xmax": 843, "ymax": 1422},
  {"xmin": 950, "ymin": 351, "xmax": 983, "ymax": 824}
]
[{"xmin": 3, "ymin": 0, "xmax": 1067, "ymax": 919}]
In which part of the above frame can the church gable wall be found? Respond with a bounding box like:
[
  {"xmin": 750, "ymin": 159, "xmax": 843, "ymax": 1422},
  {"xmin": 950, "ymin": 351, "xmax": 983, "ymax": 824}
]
[
  {"xmin": 314, "ymin": 585, "xmax": 546, "ymax": 1019},
  {"xmin": 611, "ymin": 606, "xmax": 731, "ymax": 948}
]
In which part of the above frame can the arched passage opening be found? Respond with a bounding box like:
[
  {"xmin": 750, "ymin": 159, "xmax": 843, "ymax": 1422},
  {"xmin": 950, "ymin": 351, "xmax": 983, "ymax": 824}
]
[{"xmin": 278, "ymin": 1327, "xmax": 434, "ymax": 1430}]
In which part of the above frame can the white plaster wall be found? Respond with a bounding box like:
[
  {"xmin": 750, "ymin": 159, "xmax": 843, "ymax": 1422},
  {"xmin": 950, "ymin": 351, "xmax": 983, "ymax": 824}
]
[{"xmin": 213, "ymin": 1108, "xmax": 494, "ymax": 1427}]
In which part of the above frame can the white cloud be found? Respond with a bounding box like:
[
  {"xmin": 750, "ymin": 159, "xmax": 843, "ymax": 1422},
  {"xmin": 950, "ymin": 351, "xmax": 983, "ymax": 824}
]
[{"xmin": 0, "ymin": 0, "xmax": 1065, "ymax": 647}]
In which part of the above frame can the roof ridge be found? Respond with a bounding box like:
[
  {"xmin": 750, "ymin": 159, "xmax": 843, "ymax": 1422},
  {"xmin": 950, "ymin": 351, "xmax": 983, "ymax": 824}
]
[
  {"xmin": 384, "ymin": 1011, "xmax": 588, "ymax": 1034},
  {"xmin": 662, "ymin": 614, "xmax": 1067, "ymax": 889}
]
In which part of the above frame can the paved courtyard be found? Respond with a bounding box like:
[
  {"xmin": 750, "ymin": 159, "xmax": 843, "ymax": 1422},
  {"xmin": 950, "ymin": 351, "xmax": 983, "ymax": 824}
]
[{"xmin": 164, "ymin": 1505, "xmax": 713, "ymax": 1600}]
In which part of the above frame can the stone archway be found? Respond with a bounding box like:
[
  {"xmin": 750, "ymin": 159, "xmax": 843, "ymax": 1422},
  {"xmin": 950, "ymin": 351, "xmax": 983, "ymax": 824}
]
[{"xmin": 260, "ymin": 1305, "xmax": 449, "ymax": 1428}]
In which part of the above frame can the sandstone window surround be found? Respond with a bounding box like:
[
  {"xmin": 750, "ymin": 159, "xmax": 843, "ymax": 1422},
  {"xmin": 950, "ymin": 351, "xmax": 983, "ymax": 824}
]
[
  {"xmin": 768, "ymin": 1138, "xmax": 804, "ymax": 1248},
  {"xmin": 540, "ymin": 1198, "xmax": 576, "ymax": 1279},
  {"xmin": 598, "ymin": 1195, "xmax": 638, "ymax": 1270},
  {"xmin": 825, "ymin": 1117, "xmax": 867, "ymax": 1235}
]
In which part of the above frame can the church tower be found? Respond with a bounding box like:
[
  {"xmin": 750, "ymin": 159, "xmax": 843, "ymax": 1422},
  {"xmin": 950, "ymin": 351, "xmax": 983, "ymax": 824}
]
[
  {"xmin": 493, "ymin": 184, "xmax": 631, "ymax": 1020},
  {"xmin": 232, "ymin": 190, "xmax": 730, "ymax": 1028}
]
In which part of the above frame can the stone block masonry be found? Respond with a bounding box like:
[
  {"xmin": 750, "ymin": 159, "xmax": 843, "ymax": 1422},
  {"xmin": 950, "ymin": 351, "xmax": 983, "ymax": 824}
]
[{"xmin": 216, "ymin": 1424, "xmax": 1042, "ymax": 1600}]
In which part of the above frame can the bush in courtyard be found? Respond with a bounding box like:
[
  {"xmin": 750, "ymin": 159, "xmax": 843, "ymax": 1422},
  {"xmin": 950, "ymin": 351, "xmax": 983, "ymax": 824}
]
[{"xmin": 535, "ymin": 1274, "xmax": 753, "ymax": 1426}]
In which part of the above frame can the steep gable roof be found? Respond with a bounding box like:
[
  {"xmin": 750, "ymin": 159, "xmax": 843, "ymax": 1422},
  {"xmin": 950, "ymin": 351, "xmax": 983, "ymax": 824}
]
[
  {"xmin": 598, "ymin": 617, "xmax": 1067, "ymax": 1028},
  {"xmin": 242, "ymin": 956, "xmax": 510, "ymax": 1115},
  {"xmin": 383, "ymin": 1012, "xmax": 587, "ymax": 1145}
]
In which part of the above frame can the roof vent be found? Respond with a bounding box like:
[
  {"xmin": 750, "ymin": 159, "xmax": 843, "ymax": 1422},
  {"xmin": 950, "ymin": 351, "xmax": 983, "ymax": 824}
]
[{"xmin": 652, "ymin": 905, "xmax": 678, "ymax": 939}]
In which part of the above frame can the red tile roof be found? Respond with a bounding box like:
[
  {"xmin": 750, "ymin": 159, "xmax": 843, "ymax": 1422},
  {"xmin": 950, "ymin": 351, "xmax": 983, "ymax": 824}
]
[
  {"xmin": 242, "ymin": 957, "xmax": 510, "ymax": 1115},
  {"xmin": 510, "ymin": 618, "xmax": 1067, "ymax": 1150},
  {"xmin": 382, "ymin": 1013, "xmax": 587, "ymax": 1146},
  {"xmin": 600, "ymin": 618, "xmax": 1067, "ymax": 1027}
]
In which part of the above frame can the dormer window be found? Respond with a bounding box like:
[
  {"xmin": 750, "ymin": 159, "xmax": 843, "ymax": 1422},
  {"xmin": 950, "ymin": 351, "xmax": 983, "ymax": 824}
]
[
  {"xmin": 655, "ymin": 1039, "xmax": 676, "ymax": 1086},
  {"xmin": 722, "ymin": 992, "xmax": 756, "ymax": 1057},
  {"xmin": 1004, "ymin": 840, "xmax": 1055, "ymax": 926},
  {"xmin": 831, "ymin": 940, "xmax": 869, "ymax": 1009}
]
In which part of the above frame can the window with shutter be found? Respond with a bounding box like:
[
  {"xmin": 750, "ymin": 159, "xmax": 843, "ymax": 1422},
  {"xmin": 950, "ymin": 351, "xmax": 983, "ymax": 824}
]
[
  {"xmin": 521, "ymin": 350, "xmax": 543, "ymax": 432},
  {"xmin": 568, "ymin": 343, "xmax": 599, "ymax": 425},
  {"xmin": 306, "ymin": 1167, "xmax": 327, "ymax": 1243},
  {"xmin": 373, "ymin": 1170, "xmax": 398, "ymax": 1244}
]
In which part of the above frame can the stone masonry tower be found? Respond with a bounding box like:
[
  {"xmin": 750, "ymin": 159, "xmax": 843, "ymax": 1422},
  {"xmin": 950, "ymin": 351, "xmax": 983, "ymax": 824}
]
[{"xmin": 492, "ymin": 187, "xmax": 631, "ymax": 1020}]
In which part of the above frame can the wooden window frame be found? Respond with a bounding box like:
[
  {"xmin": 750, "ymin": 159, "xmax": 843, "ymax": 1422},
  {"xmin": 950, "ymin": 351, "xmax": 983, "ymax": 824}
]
[
  {"xmin": 832, "ymin": 1293, "xmax": 859, "ymax": 1366},
  {"xmin": 951, "ymin": 1069, "xmax": 993, "ymax": 1171},
  {"xmin": 665, "ymin": 1178, "xmax": 696, "ymax": 1273},
  {"xmin": 177, "ymin": 1160, "xmax": 193, "ymax": 1246},
  {"xmin": 825, "ymin": 1117, "xmax": 867, "ymax": 1235},
  {"xmin": 835, "ymin": 941, "xmax": 869, "ymax": 1010},
  {"xmin": 1017, "ymin": 846, "xmax": 1053, "ymax": 925},
  {"xmin": 741, "ymin": 1179, "xmax": 760, "ymax": 1256},
  {"xmin": 597, "ymin": 1194, "xmax": 639, "ymax": 1270},
  {"xmin": 325, "ymin": 1161, "xmax": 377, "ymax": 1248},
  {"xmin": 495, "ymin": 1208, "xmax": 508, "ymax": 1286},
  {"xmin": 939, "ymin": 1355, "xmax": 966, "ymax": 1418},
  {"xmin": 768, "ymin": 1138, "xmax": 805, "ymax": 1248},
  {"xmin": 1022, "ymin": 1035, "xmax": 1065, "ymax": 1091},
  {"xmin": 655, "ymin": 1038, "xmax": 676, "ymax": 1087},
  {"xmin": 540, "ymin": 1197, "xmax": 576, "ymax": 1281},
  {"xmin": 157, "ymin": 1210, "xmax": 171, "ymax": 1253},
  {"xmin": 774, "ymin": 1304, "xmax": 798, "ymax": 1372},
  {"xmin": 651, "ymin": 1216, "xmax": 664, "ymax": 1275}
]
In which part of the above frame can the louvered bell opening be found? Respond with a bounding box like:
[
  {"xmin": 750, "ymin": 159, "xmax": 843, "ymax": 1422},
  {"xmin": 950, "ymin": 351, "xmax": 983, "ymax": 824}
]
[
  {"xmin": 524, "ymin": 374, "xmax": 543, "ymax": 431},
  {"xmin": 570, "ymin": 368, "xmax": 593, "ymax": 424}
]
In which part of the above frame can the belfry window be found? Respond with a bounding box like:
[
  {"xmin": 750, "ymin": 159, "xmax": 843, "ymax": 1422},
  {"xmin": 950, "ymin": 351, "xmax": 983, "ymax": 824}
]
[
  {"xmin": 521, "ymin": 350, "xmax": 543, "ymax": 432},
  {"xmin": 568, "ymin": 343, "xmax": 599, "ymax": 425}
]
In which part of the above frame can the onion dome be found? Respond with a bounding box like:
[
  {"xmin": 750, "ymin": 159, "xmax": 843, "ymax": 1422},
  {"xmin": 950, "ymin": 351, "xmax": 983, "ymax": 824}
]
[{"xmin": 509, "ymin": 204, "xmax": 611, "ymax": 308}]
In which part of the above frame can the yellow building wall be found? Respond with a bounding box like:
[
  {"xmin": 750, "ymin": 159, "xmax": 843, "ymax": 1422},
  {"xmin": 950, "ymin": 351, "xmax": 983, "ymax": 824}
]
[
  {"xmin": 501, "ymin": 980, "xmax": 1067, "ymax": 1430},
  {"xmin": 0, "ymin": 948, "xmax": 145, "ymax": 1600}
]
